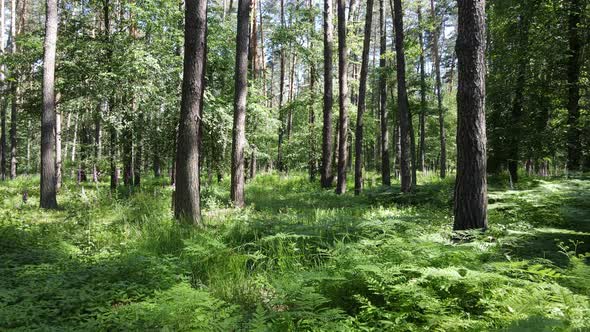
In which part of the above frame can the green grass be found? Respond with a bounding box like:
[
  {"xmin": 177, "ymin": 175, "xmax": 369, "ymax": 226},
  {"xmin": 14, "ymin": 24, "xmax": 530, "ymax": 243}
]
[{"xmin": 1, "ymin": 173, "xmax": 589, "ymax": 331}]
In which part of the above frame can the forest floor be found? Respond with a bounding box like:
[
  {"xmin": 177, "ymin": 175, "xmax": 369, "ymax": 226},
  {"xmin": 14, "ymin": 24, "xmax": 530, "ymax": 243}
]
[{"xmin": 1, "ymin": 173, "xmax": 589, "ymax": 331}]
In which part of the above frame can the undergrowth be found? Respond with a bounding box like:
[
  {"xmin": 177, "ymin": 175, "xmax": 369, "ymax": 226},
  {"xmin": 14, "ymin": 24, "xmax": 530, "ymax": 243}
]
[{"xmin": 1, "ymin": 173, "xmax": 589, "ymax": 331}]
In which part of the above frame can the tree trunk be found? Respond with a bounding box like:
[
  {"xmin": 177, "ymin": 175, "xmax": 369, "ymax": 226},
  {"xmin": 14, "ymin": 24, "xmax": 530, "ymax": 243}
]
[
  {"xmin": 379, "ymin": 0, "xmax": 390, "ymax": 186},
  {"xmin": 230, "ymin": 0, "xmax": 250, "ymax": 208},
  {"xmin": 430, "ymin": 0, "xmax": 446, "ymax": 179},
  {"xmin": 418, "ymin": 5, "xmax": 426, "ymax": 173},
  {"xmin": 566, "ymin": 0, "xmax": 582, "ymax": 171},
  {"xmin": 56, "ymin": 110, "xmax": 62, "ymax": 189},
  {"xmin": 0, "ymin": 0, "xmax": 4, "ymax": 181},
  {"xmin": 321, "ymin": 0, "xmax": 334, "ymax": 188},
  {"xmin": 308, "ymin": 0, "xmax": 317, "ymax": 182},
  {"xmin": 507, "ymin": 13, "xmax": 530, "ymax": 184},
  {"xmin": 354, "ymin": 0, "xmax": 374, "ymax": 195},
  {"xmin": 335, "ymin": 0, "xmax": 349, "ymax": 195},
  {"xmin": 40, "ymin": 0, "xmax": 58, "ymax": 209},
  {"xmin": 453, "ymin": 0, "xmax": 488, "ymax": 231},
  {"xmin": 277, "ymin": 0, "xmax": 286, "ymax": 172},
  {"xmin": 393, "ymin": 0, "xmax": 412, "ymax": 193},
  {"xmin": 174, "ymin": 0, "xmax": 207, "ymax": 225}
]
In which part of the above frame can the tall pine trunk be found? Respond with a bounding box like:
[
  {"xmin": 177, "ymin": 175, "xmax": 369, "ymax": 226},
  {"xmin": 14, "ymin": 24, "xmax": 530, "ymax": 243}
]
[
  {"xmin": 277, "ymin": 0, "xmax": 286, "ymax": 172},
  {"xmin": 40, "ymin": 0, "xmax": 58, "ymax": 209},
  {"xmin": 174, "ymin": 0, "xmax": 207, "ymax": 225},
  {"xmin": 335, "ymin": 0, "xmax": 349, "ymax": 195},
  {"xmin": 379, "ymin": 0, "xmax": 390, "ymax": 186},
  {"xmin": 393, "ymin": 0, "xmax": 412, "ymax": 193},
  {"xmin": 418, "ymin": 6, "xmax": 426, "ymax": 172},
  {"xmin": 321, "ymin": 0, "xmax": 334, "ymax": 188},
  {"xmin": 230, "ymin": 0, "xmax": 250, "ymax": 208},
  {"xmin": 430, "ymin": 0, "xmax": 446, "ymax": 178},
  {"xmin": 453, "ymin": 0, "xmax": 488, "ymax": 231},
  {"xmin": 354, "ymin": 0, "xmax": 374, "ymax": 195}
]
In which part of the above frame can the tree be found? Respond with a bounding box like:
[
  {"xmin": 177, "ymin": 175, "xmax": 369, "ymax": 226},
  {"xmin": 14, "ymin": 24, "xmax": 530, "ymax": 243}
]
[
  {"xmin": 354, "ymin": 0, "xmax": 374, "ymax": 195},
  {"xmin": 379, "ymin": 0, "xmax": 390, "ymax": 186},
  {"xmin": 393, "ymin": 0, "xmax": 412, "ymax": 193},
  {"xmin": 230, "ymin": 0, "xmax": 251, "ymax": 208},
  {"xmin": 335, "ymin": 0, "xmax": 349, "ymax": 195},
  {"xmin": 9, "ymin": 0, "xmax": 17, "ymax": 180},
  {"xmin": 277, "ymin": 0, "xmax": 286, "ymax": 173},
  {"xmin": 430, "ymin": 0, "xmax": 446, "ymax": 179},
  {"xmin": 40, "ymin": 0, "xmax": 58, "ymax": 209},
  {"xmin": 0, "ymin": 0, "xmax": 5, "ymax": 180},
  {"xmin": 453, "ymin": 0, "xmax": 487, "ymax": 231},
  {"xmin": 174, "ymin": 0, "xmax": 208, "ymax": 225},
  {"xmin": 417, "ymin": 5, "xmax": 426, "ymax": 173},
  {"xmin": 566, "ymin": 0, "xmax": 582, "ymax": 171},
  {"xmin": 321, "ymin": 0, "xmax": 334, "ymax": 188}
]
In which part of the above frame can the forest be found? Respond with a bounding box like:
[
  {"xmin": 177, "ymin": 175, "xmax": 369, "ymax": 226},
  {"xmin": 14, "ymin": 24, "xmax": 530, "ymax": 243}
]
[{"xmin": 0, "ymin": 0, "xmax": 589, "ymax": 330}]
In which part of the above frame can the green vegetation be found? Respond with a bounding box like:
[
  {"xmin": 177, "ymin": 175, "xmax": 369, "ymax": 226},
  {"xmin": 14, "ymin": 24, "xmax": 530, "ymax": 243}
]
[{"xmin": 2, "ymin": 174, "xmax": 589, "ymax": 331}]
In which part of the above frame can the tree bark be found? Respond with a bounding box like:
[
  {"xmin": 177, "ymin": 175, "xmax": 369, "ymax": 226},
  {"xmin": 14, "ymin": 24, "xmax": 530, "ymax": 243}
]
[
  {"xmin": 453, "ymin": 0, "xmax": 488, "ymax": 231},
  {"xmin": 308, "ymin": 0, "xmax": 317, "ymax": 182},
  {"xmin": 379, "ymin": 0, "xmax": 390, "ymax": 186},
  {"xmin": 231, "ymin": 0, "xmax": 250, "ymax": 208},
  {"xmin": 418, "ymin": 5, "xmax": 426, "ymax": 173},
  {"xmin": 277, "ymin": 0, "xmax": 286, "ymax": 173},
  {"xmin": 56, "ymin": 110, "xmax": 62, "ymax": 189},
  {"xmin": 321, "ymin": 0, "xmax": 334, "ymax": 188},
  {"xmin": 8, "ymin": 0, "xmax": 17, "ymax": 180},
  {"xmin": 393, "ymin": 0, "xmax": 412, "ymax": 193},
  {"xmin": 174, "ymin": 0, "xmax": 207, "ymax": 225},
  {"xmin": 335, "ymin": 0, "xmax": 349, "ymax": 195},
  {"xmin": 40, "ymin": 0, "xmax": 58, "ymax": 209},
  {"xmin": 430, "ymin": 0, "xmax": 446, "ymax": 178},
  {"xmin": 566, "ymin": 0, "xmax": 582, "ymax": 171},
  {"xmin": 354, "ymin": 0, "xmax": 374, "ymax": 195}
]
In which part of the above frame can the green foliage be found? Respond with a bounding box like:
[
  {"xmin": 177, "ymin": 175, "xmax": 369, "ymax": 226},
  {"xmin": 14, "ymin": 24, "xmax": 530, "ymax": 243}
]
[{"xmin": 1, "ymin": 174, "xmax": 590, "ymax": 330}]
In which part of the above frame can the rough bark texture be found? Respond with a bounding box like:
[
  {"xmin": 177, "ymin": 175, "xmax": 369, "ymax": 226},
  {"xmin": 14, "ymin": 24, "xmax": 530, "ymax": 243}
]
[
  {"xmin": 335, "ymin": 0, "xmax": 349, "ymax": 195},
  {"xmin": 308, "ymin": 0, "xmax": 317, "ymax": 182},
  {"xmin": 321, "ymin": 0, "xmax": 334, "ymax": 188},
  {"xmin": 41, "ymin": 0, "xmax": 58, "ymax": 209},
  {"xmin": 174, "ymin": 0, "xmax": 207, "ymax": 225},
  {"xmin": 430, "ymin": 0, "xmax": 446, "ymax": 178},
  {"xmin": 379, "ymin": 0, "xmax": 390, "ymax": 186},
  {"xmin": 393, "ymin": 0, "xmax": 412, "ymax": 193},
  {"xmin": 454, "ymin": 0, "xmax": 488, "ymax": 231},
  {"xmin": 566, "ymin": 0, "xmax": 582, "ymax": 171},
  {"xmin": 354, "ymin": 0, "xmax": 374, "ymax": 195},
  {"xmin": 230, "ymin": 0, "xmax": 250, "ymax": 208}
]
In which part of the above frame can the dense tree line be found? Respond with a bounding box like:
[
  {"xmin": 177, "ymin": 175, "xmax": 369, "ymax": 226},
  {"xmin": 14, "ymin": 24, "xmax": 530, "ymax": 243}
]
[{"xmin": 0, "ymin": 0, "xmax": 588, "ymax": 229}]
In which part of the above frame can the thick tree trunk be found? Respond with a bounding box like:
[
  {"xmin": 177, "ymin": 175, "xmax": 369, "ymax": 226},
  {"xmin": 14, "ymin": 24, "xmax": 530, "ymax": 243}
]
[
  {"xmin": 40, "ymin": 0, "xmax": 58, "ymax": 209},
  {"xmin": 321, "ymin": 0, "xmax": 334, "ymax": 188},
  {"xmin": 174, "ymin": 0, "xmax": 207, "ymax": 225},
  {"xmin": 335, "ymin": 0, "xmax": 349, "ymax": 195},
  {"xmin": 379, "ymin": 0, "xmax": 390, "ymax": 186},
  {"xmin": 566, "ymin": 0, "xmax": 582, "ymax": 171},
  {"xmin": 393, "ymin": 0, "xmax": 412, "ymax": 193},
  {"xmin": 430, "ymin": 0, "xmax": 446, "ymax": 179},
  {"xmin": 308, "ymin": 0, "xmax": 317, "ymax": 182},
  {"xmin": 418, "ymin": 6, "xmax": 426, "ymax": 172},
  {"xmin": 230, "ymin": 0, "xmax": 250, "ymax": 208},
  {"xmin": 453, "ymin": 0, "xmax": 488, "ymax": 231},
  {"xmin": 354, "ymin": 0, "xmax": 374, "ymax": 195}
]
